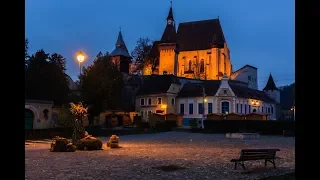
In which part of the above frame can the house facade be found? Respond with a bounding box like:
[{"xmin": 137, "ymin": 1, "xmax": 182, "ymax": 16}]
[
  {"xmin": 135, "ymin": 74, "xmax": 280, "ymax": 123},
  {"xmin": 135, "ymin": 75, "xmax": 181, "ymax": 120},
  {"xmin": 177, "ymin": 75, "xmax": 278, "ymax": 126}
]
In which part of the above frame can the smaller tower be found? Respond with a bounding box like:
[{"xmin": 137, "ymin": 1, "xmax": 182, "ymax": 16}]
[
  {"xmin": 263, "ymin": 73, "xmax": 280, "ymax": 104},
  {"xmin": 110, "ymin": 29, "xmax": 132, "ymax": 73},
  {"xmin": 158, "ymin": 2, "xmax": 179, "ymax": 75}
]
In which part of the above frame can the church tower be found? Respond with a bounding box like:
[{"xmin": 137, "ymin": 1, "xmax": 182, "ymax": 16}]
[
  {"xmin": 263, "ymin": 73, "xmax": 280, "ymax": 104},
  {"xmin": 110, "ymin": 30, "xmax": 132, "ymax": 73},
  {"xmin": 158, "ymin": 2, "xmax": 179, "ymax": 75}
]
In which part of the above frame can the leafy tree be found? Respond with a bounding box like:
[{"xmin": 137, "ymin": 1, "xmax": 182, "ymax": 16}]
[
  {"xmin": 280, "ymin": 82, "xmax": 295, "ymax": 109},
  {"xmin": 79, "ymin": 52, "xmax": 124, "ymax": 117},
  {"xmin": 25, "ymin": 39, "xmax": 29, "ymax": 63},
  {"xmin": 131, "ymin": 37, "xmax": 158, "ymax": 73},
  {"xmin": 25, "ymin": 49, "xmax": 70, "ymax": 105}
]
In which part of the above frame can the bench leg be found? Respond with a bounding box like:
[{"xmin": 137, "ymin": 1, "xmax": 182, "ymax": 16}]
[
  {"xmin": 265, "ymin": 159, "xmax": 276, "ymax": 168},
  {"xmin": 271, "ymin": 159, "xmax": 276, "ymax": 168},
  {"xmin": 234, "ymin": 161, "xmax": 246, "ymax": 170},
  {"xmin": 240, "ymin": 161, "xmax": 246, "ymax": 170}
]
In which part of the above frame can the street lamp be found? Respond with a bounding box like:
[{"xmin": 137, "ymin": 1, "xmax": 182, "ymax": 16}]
[
  {"xmin": 201, "ymin": 85, "xmax": 207, "ymax": 129},
  {"xmin": 291, "ymin": 106, "xmax": 295, "ymax": 121},
  {"xmin": 77, "ymin": 51, "xmax": 85, "ymax": 76}
]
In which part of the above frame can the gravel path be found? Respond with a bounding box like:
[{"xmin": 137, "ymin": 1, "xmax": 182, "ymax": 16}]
[{"xmin": 25, "ymin": 132, "xmax": 295, "ymax": 180}]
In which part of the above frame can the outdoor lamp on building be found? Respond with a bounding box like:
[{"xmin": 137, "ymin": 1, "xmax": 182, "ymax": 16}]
[
  {"xmin": 77, "ymin": 51, "xmax": 85, "ymax": 76},
  {"xmin": 161, "ymin": 104, "xmax": 167, "ymax": 120},
  {"xmin": 161, "ymin": 104, "xmax": 167, "ymax": 113}
]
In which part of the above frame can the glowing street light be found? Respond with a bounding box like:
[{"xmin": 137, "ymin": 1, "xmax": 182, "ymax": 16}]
[{"xmin": 77, "ymin": 51, "xmax": 85, "ymax": 76}]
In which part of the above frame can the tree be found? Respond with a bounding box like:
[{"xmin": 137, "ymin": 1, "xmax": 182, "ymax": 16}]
[
  {"xmin": 25, "ymin": 39, "xmax": 29, "ymax": 63},
  {"xmin": 131, "ymin": 37, "xmax": 158, "ymax": 74},
  {"xmin": 25, "ymin": 49, "xmax": 70, "ymax": 105},
  {"xmin": 79, "ymin": 52, "xmax": 124, "ymax": 117},
  {"xmin": 70, "ymin": 102, "xmax": 88, "ymax": 144},
  {"xmin": 280, "ymin": 82, "xmax": 295, "ymax": 109}
]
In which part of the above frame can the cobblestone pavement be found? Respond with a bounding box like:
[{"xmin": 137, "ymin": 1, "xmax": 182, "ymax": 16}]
[{"xmin": 25, "ymin": 132, "xmax": 295, "ymax": 180}]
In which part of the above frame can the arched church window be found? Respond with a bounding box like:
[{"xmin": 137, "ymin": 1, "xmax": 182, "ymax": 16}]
[
  {"xmin": 200, "ymin": 59, "xmax": 205, "ymax": 73},
  {"xmin": 188, "ymin": 60, "xmax": 192, "ymax": 71}
]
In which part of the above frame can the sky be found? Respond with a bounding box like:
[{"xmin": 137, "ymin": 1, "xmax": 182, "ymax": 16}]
[{"xmin": 25, "ymin": 0, "xmax": 295, "ymax": 90}]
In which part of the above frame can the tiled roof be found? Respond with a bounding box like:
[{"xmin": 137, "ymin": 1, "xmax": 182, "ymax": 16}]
[
  {"xmin": 177, "ymin": 80, "xmax": 276, "ymax": 103},
  {"xmin": 229, "ymin": 84, "xmax": 276, "ymax": 103},
  {"xmin": 110, "ymin": 31, "xmax": 131, "ymax": 58},
  {"xmin": 136, "ymin": 75, "xmax": 180, "ymax": 95},
  {"xmin": 176, "ymin": 19, "xmax": 225, "ymax": 51},
  {"xmin": 177, "ymin": 81, "xmax": 221, "ymax": 97},
  {"xmin": 161, "ymin": 24, "xmax": 177, "ymax": 43},
  {"xmin": 232, "ymin": 64, "xmax": 257, "ymax": 74},
  {"xmin": 263, "ymin": 74, "xmax": 279, "ymax": 91}
]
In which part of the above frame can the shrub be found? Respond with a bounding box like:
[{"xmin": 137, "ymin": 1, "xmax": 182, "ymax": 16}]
[
  {"xmin": 152, "ymin": 120, "xmax": 177, "ymax": 132},
  {"xmin": 165, "ymin": 120, "xmax": 177, "ymax": 129},
  {"xmin": 203, "ymin": 120, "xmax": 295, "ymax": 135},
  {"xmin": 140, "ymin": 122, "xmax": 150, "ymax": 128},
  {"xmin": 50, "ymin": 136, "xmax": 76, "ymax": 152},
  {"xmin": 133, "ymin": 115, "xmax": 142, "ymax": 126},
  {"xmin": 76, "ymin": 137, "xmax": 103, "ymax": 150},
  {"xmin": 189, "ymin": 119, "xmax": 198, "ymax": 129}
]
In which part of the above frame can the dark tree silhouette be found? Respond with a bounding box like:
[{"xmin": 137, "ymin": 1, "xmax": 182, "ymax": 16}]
[
  {"xmin": 131, "ymin": 37, "xmax": 158, "ymax": 73},
  {"xmin": 280, "ymin": 82, "xmax": 295, "ymax": 109},
  {"xmin": 25, "ymin": 49, "xmax": 70, "ymax": 105},
  {"xmin": 79, "ymin": 52, "xmax": 124, "ymax": 116}
]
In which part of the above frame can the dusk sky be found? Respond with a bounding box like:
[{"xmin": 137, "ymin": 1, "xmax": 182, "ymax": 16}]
[{"xmin": 25, "ymin": 0, "xmax": 294, "ymax": 89}]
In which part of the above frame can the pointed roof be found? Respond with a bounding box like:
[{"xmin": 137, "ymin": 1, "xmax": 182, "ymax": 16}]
[
  {"xmin": 177, "ymin": 19, "xmax": 226, "ymax": 51},
  {"xmin": 263, "ymin": 74, "xmax": 279, "ymax": 91},
  {"xmin": 160, "ymin": 3, "xmax": 177, "ymax": 43},
  {"xmin": 167, "ymin": 2, "xmax": 174, "ymax": 21},
  {"xmin": 110, "ymin": 30, "xmax": 131, "ymax": 58}
]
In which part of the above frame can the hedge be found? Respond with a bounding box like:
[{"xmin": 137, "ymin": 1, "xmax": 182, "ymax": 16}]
[{"xmin": 203, "ymin": 120, "xmax": 295, "ymax": 135}]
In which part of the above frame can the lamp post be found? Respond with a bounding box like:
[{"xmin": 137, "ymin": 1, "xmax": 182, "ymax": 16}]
[
  {"xmin": 201, "ymin": 85, "xmax": 207, "ymax": 129},
  {"xmin": 291, "ymin": 106, "xmax": 295, "ymax": 121},
  {"xmin": 77, "ymin": 51, "xmax": 85, "ymax": 76}
]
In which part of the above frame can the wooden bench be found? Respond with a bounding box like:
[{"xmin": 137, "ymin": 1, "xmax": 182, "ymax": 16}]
[{"xmin": 231, "ymin": 149, "xmax": 280, "ymax": 170}]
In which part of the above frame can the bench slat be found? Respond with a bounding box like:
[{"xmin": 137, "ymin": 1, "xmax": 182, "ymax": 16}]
[{"xmin": 241, "ymin": 149, "xmax": 280, "ymax": 152}]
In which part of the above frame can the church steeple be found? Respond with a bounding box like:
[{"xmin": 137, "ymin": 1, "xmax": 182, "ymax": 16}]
[
  {"xmin": 110, "ymin": 29, "xmax": 130, "ymax": 58},
  {"xmin": 263, "ymin": 73, "xmax": 279, "ymax": 91},
  {"xmin": 167, "ymin": 1, "xmax": 174, "ymax": 24},
  {"xmin": 110, "ymin": 29, "xmax": 132, "ymax": 74},
  {"xmin": 161, "ymin": 1, "xmax": 177, "ymax": 42}
]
